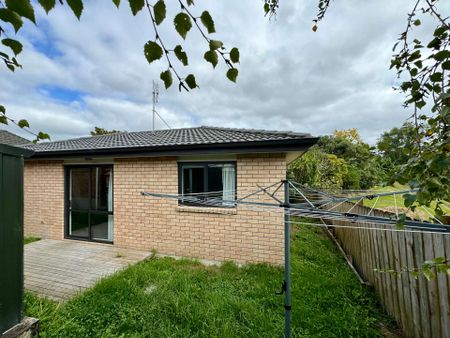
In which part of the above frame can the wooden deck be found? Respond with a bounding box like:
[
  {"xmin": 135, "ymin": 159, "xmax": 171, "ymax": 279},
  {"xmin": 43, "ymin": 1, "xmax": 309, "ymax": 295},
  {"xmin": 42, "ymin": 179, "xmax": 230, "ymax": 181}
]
[{"xmin": 24, "ymin": 239, "xmax": 150, "ymax": 301}]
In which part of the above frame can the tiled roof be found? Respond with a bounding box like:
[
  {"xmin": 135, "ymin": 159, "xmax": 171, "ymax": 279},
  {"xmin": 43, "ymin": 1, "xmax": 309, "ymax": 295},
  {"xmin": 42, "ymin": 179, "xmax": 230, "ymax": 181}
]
[
  {"xmin": 23, "ymin": 126, "xmax": 317, "ymax": 156},
  {"xmin": 0, "ymin": 130, "xmax": 31, "ymax": 146}
]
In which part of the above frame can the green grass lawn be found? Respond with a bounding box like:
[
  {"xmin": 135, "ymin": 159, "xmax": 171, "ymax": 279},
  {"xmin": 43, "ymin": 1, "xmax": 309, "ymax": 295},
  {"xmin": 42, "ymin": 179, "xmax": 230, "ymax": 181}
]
[
  {"xmin": 24, "ymin": 222, "xmax": 395, "ymax": 337},
  {"xmin": 363, "ymin": 183, "xmax": 450, "ymax": 221},
  {"xmin": 24, "ymin": 236, "xmax": 40, "ymax": 244}
]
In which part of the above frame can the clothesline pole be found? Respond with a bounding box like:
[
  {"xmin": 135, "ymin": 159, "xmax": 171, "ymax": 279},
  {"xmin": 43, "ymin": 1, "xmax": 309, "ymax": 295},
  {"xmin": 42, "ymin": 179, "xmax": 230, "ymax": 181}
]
[{"xmin": 283, "ymin": 180, "xmax": 292, "ymax": 338}]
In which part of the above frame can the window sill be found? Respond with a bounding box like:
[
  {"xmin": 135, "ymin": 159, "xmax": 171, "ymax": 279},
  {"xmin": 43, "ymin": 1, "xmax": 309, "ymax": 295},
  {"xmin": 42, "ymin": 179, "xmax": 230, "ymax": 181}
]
[{"xmin": 176, "ymin": 205, "xmax": 237, "ymax": 215}]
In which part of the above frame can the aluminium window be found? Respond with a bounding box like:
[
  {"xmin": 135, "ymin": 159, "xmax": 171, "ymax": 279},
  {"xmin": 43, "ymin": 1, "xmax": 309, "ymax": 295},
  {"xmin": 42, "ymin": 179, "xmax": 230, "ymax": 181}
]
[{"xmin": 178, "ymin": 162, "xmax": 236, "ymax": 207}]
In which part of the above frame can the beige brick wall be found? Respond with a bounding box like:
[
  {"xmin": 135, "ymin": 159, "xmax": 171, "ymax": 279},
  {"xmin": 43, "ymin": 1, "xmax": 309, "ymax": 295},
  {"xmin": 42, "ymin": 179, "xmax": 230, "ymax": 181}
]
[
  {"xmin": 114, "ymin": 154, "xmax": 286, "ymax": 265},
  {"xmin": 23, "ymin": 154, "xmax": 286, "ymax": 265},
  {"xmin": 24, "ymin": 160, "xmax": 64, "ymax": 240}
]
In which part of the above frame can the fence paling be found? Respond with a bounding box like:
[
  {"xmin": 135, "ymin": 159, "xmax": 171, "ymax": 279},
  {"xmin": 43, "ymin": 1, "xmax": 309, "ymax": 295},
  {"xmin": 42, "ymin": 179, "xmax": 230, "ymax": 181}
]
[{"xmin": 328, "ymin": 202, "xmax": 450, "ymax": 338}]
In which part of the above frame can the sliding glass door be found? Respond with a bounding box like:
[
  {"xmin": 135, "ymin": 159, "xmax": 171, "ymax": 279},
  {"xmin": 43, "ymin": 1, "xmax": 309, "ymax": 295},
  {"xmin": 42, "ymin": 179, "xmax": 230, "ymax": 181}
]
[{"xmin": 67, "ymin": 165, "xmax": 113, "ymax": 242}]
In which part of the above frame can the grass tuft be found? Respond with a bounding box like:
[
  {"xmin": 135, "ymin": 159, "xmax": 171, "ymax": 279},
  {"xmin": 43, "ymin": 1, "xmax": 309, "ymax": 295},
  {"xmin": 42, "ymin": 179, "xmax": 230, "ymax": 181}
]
[{"xmin": 24, "ymin": 236, "xmax": 40, "ymax": 245}]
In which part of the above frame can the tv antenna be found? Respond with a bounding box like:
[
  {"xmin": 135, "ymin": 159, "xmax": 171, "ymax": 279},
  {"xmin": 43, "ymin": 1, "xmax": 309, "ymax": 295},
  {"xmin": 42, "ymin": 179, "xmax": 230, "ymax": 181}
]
[{"xmin": 152, "ymin": 80, "xmax": 171, "ymax": 131}]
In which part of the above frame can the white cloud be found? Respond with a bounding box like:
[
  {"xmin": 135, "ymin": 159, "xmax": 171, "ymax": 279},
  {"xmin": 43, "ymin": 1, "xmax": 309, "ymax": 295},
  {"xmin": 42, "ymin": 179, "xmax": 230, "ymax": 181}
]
[{"xmin": 0, "ymin": 0, "xmax": 444, "ymax": 144}]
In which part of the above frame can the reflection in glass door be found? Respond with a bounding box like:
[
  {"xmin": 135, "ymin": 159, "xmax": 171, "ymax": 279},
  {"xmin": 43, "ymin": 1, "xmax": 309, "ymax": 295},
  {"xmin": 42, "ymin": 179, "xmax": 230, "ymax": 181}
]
[{"xmin": 67, "ymin": 166, "xmax": 113, "ymax": 242}]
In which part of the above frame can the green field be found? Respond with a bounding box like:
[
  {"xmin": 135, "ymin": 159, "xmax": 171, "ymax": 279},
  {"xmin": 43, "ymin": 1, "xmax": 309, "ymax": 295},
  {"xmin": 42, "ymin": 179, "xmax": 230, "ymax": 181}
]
[
  {"xmin": 363, "ymin": 183, "xmax": 450, "ymax": 221},
  {"xmin": 24, "ymin": 222, "xmax": 396, "ymax": 337}
]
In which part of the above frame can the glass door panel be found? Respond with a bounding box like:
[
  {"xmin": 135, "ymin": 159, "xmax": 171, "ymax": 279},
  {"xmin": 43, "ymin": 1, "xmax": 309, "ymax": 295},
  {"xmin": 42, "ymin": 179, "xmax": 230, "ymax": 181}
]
[
  {"xmin": 90, "ymin": 213, "xmax": 109, "ymax": 241},
  {"xmin": 68, "ymin": 166, "xmax": 113, "ymax": 242},
  {"xmin": 90, "ymin": 167, "xmax": 113, "ymax": 241},
  {"xmin": 69, "ymin": 168, "xmax": 90, "ymax": 238},
  {"xmin": 71, "ymin": 168, "xmax": 90, "ymax": 210},
  {"xmin": 69, "ymin": 211, "xmax": 89, "ymax": 237}
]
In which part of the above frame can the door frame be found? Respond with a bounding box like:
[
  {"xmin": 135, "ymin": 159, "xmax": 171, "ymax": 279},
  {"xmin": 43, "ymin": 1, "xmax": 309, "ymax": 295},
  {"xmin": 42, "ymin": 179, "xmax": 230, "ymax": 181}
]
[{"xmin": 64, "ymin": 164, "xmax": 114, "ymax": 244}]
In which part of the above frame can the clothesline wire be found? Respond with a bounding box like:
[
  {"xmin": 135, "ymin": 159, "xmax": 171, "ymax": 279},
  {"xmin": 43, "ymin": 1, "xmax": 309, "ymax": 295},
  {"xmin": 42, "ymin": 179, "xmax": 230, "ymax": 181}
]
[{"xmin": 142, "ymin": 190, "xmax": 450, "ymax": 233}]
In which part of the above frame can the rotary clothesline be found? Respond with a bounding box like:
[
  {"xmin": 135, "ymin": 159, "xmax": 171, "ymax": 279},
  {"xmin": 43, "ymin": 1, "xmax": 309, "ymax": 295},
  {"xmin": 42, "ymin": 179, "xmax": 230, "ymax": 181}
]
[
  {"xmin": 141, "ymin": 179, "xmax": 450, "ymax": 338},
  {"xmin": 142, "ymin": 181, "xmax": 450, "ymax": 234}
]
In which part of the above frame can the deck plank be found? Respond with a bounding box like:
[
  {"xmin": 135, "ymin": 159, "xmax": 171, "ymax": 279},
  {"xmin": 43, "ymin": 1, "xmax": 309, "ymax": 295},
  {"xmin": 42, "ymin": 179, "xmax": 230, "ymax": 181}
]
[{"xmin": 25, "ymin": 239, "xmax": 149, "ymax": 301}]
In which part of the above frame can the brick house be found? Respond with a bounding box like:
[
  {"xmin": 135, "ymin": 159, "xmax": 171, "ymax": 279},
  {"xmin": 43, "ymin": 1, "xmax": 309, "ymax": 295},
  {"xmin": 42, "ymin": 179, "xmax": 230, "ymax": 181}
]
[{"xmin": 22, "ymin": 127, "xmax": 317, "ymax": 265}]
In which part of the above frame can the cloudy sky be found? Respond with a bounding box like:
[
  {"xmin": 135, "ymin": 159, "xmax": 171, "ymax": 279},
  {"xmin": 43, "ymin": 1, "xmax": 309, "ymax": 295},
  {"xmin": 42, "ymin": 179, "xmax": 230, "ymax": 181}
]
[{"xmin": 0, "ymin": 0, "xmax": 446, "ymax": 143}]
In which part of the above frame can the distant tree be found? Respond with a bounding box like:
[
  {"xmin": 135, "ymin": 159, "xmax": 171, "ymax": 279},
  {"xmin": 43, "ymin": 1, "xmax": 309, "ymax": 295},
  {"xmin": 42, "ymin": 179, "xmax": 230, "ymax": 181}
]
[
  {"xmin": 333, "ymin": 128, "xmax": 362, "ymax": 144},
  {"xmin": 289, "ymin": 148, "xmax": 348, "ymax": 190},
  {"xmin": 90, "ymin": 127, "xmax": 121, "ymax": 136},
  {"xmin": 377, "ymin": 122, "xmax": 417, "ymax": 167},
  {"xmin": 316, "ymin": 131, "xmax": 386, "ymax": 189}
]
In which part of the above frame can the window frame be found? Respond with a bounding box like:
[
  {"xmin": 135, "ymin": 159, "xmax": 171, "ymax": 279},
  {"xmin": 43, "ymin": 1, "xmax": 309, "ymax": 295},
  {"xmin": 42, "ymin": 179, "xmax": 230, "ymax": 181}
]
[{"xmin": 177, "ymin": 161, "xmax": 237, "ymax": 208}]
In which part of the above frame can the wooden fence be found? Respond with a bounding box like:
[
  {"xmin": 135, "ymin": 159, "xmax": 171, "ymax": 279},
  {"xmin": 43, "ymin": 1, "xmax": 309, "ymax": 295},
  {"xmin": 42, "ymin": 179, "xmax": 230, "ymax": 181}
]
[{"xmin": 327, "ymin": 203, "xmax": 450, "ymax": 338}]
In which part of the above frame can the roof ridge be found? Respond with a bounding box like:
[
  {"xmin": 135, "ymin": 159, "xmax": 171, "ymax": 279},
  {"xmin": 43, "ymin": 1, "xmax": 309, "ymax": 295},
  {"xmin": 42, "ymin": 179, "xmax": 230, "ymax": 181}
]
[
  {"xmin": 49, "ymin": 127, "xmax": 195, "ymax": 144},
  {"xmin": 199, "ymin": 126, "xmax": 311, "ymax": 138}
]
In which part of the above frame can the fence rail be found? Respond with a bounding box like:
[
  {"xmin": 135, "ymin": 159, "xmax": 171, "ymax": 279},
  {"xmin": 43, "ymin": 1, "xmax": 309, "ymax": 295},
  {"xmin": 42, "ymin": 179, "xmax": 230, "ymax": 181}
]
[{"xmin": 327, "ymin": 202, "xmax": 450, "ymax": 338}]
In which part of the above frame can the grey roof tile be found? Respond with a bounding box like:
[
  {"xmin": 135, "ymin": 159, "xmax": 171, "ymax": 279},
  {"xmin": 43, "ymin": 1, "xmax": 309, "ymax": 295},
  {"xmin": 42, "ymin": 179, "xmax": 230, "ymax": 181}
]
[
  {"xmin": 0, "ymin": 130, "xmax": 32, "ymax": 146},
  {"xmin": 22, "ymin": 126, "xmax": 316, "ymax": 155}
]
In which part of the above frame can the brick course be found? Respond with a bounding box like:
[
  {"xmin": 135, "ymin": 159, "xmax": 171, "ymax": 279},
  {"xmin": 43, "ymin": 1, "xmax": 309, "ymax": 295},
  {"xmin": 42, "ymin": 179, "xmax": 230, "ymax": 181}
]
[
  {"xmin": 24, "ymin": 153, "xmax": 286, "ymax": 265},
  {"xmin": 24, "ymin": 160, "xmax": 64, "ymax": 240}
]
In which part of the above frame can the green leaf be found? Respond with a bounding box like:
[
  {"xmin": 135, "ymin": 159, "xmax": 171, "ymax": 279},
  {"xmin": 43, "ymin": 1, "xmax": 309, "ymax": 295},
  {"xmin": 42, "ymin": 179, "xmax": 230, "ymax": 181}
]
[
  {"xmin": 442, "ymin": 60, "xmax": 450, "ymax": 70},
  {"xmin": 422, "ymin": 268, "xmax": 435, "ymax": 281},
  {"xmin": 432, "ymin": 257, "xmax": 447, "ymax": 264},
  {"xmin": 185, "ymin": 74, "xmax": 197, "ymax": 89},
  {"xmin": 186, "ymin": 0, "xmax": 194, "ymax": 5},
  {"xmin": 144, "ymin": 41, "xmax": 163, "ymax": 64},
  {"xmin": 160, "ymin": 69, "xmax": 173, "ymax": 89},
  {"xmin": 430, "ymin": 72, "xmax": 443, "ymax": 82},
  {"xmin": 396, "ymin": 213, "xmax": 406, "ymax": 229},
  {"xmin": 200, "ymin": 11, "xmax": 215, "ymax": 34},
  {"xmin": 403, "ymin": 193, "xmax": 416, "ymax": 208},
  {"xmin": 37, "ymin": 132, "xmax": 50, "ymax": 141},
  {"xmin": 264, "ymin": 3, "xmax": 270, "ymax": 13},
  {"xmin": 128, "ymin": 0, "xmax": 144, "ymax": 16},
  {"xmin": 230, "ymin": 47, "xmax": 239, "ymax": 63},
  {"xmin": 204, "ymin": 50, "xmax": 218, "ymax": 68},
  {"xmin": 209, "ymin": 39, "xmax": 223, "ymax": 50},
  {"xmin": 0, "ymin": 8, "xmax": 23, "ymax": 32},
  {"xmin": 153, "ymin": 0, "xmax": 166, "ymax": 25},
  {"xmin": 0, "ymin": 115, "xmax": 8, "ymax": 125},
  {"xmin": 226, "ymin": 68, "xmax": 238, "ymax": 83},
  {"xmin": 11, "ymin": 57, "xmax": 21, "ymax": 68},
  {"xmin": 427, "ymin": 37, "xmax": 441, "ymax": 49},
  {"xmin": 174, "ymin": 45, "xmax": 188, "ymax": 66},
  {"xmin": 413, "ymin": 19, "xmax": 421, "ymax": 26},
  {"xmin": 66, "ymin": 0, "xmax": 83, "ymax": 19},
  {"xmin": 5, "ymin": 0, "xmax": 35, "ymax": 23},
  {"xmin": 2, "ymin": 38, "xmax": 23, "ymax": 56},
  {"xmin": 434, "ymin": 50, "xmax": 450, "ymax": 61},
  {"xmin": 18, "ymin": 119, "xmax": 29, "ymax": 128},
  {"xmin": 434, "ymin": 25, "xmax": 448, "ymax": 37},
  {"xmin": 174, "ymin": 12, "xmax": 192, "ymax": 39},
  {"xmin": 112, "ymin": 0, "xmax": 121, "ymax": 8},
  {"xmin": 0, "ymin": 105, "xmax": 5, "ymax": 114},
  {"xmin": 407, "ymin": 50, "xmax": 421, "ymax": 62},
  {"xmin": 37, "ymin": 0, "xmax": 56, "ymax": 14}
]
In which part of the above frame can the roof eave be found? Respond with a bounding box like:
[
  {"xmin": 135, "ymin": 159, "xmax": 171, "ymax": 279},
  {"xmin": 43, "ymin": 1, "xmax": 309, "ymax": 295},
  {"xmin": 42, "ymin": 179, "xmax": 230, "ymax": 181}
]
[{"xmin": 27, "ymin": 137, "xmax": 319, "ymax": 160}]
